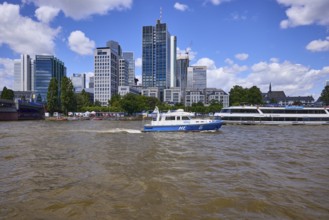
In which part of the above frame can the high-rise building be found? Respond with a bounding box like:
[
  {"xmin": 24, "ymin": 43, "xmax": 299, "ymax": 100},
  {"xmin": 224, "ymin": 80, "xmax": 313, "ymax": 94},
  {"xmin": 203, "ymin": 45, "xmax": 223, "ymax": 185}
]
[
  {"xmin": 142, "ymin": 20, "xmax": 171, "ymax": 100},
  {"xmin": 176, "ymin": 55, "xmax": 189, "ymax": 102},
  {"xmin": 13, "ymin": 54, "xmax": 32, "ymax": 91},
  {"xmin": 13, "ymin": 59, "xmax": 21, "ymax": 91},
  {"xmin": 94, "ymin": 43, "xmax": 120, "ymax": 106},
  {"xmin": 123, "ymin": 52, "xmax": 135, "ymax": 86},
  {"xmin": 170, "ymin": 36, "xmax": 177, "ymax": 88},
  {"xmin": 187, "ymin": 66, "xmax": 207, "ymax": 90},
  {"xmin": 326, "ymin": 80, "xmax": 329, "ymax": 86},
  {"xmin": 71, "ymin": 73, "xmax": 86, "ymax": 92},
  {"xmin": 21, "ymin": 54, "xmax": 32, "ymax": 91},
  {"xmin": 119, "ymin": 58, "xmax": 129, "ymax": 86},
  {"xmin": 34, "ymin": 55, "xmax": 66, "ymax": 102},
  {"xmin": 89, "ymin": 76, "xmax": 94, "ymax": 88}
]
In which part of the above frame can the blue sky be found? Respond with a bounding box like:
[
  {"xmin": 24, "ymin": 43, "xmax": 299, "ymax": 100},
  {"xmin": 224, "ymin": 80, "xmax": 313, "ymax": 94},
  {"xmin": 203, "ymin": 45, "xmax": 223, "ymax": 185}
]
[{"xmin": 0, "ymin": 0, "xmax": 328, "ymax": 99}]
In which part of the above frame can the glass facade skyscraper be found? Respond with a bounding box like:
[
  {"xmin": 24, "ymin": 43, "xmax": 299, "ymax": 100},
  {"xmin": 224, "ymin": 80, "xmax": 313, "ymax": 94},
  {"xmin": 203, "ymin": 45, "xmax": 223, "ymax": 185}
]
[
  {"xmin": 142, "ymin": 20, "xmax": 171, "ymax": 100},
  {"xmin": 34, "ymin": 55, "xmax": 66, "ymax": 102},
  {"xmin": 122, "ymin": 52, "xmax": 135, "ymax": 86},
  {"xmin": 187, "ymin": 66, "xmax": 207, "ymax": 90}
]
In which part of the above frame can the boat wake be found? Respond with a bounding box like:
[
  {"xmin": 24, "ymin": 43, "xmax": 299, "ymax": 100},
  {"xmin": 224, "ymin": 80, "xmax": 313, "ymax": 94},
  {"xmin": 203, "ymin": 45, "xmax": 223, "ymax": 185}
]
[{"xmin": 69, "ymin": 128, "xmax": 142, "ymax": 134}]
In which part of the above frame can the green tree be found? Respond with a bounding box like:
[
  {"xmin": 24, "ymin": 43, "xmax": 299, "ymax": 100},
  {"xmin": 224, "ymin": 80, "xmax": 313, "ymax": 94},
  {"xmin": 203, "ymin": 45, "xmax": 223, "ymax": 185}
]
[
  {"xmin": 229, "ymin": 85, "xmax": 247, "ymax": 106},
  {"xmin": 247, "ymin": 86, "xmax": 263, "ymax": 105},
  {"xmin": 109, "ymin": 94, "xmax": 122, "ymax": 109},
  {"xmin": 1, "ymin": 87, "xmax": 14, "ymax": 100},
  {"xmin": 47, "ymin": 78, "xmax": 59, "ymax": 114},
  {"xmin": 76, "ymin": 89, "xmax": 91, "ymax": 111},
  {"xmin": 208, "ymin": 99, "xmax": 223, "ymax": 113},
  {"xmin": 121, "ymin": 93, "xmax": 144, "ymax": 115},
  {"xmin": 61, "ymin": 76, "xmax": 76, "ymax": 115},
  {"xmin": 320, "ymin": 85, "xmax": 329, "ymax": 105}
]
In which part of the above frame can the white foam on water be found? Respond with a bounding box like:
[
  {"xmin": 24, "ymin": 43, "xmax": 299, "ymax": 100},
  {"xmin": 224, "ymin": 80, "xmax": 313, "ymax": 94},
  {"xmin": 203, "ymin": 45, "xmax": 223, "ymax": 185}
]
[{"xmin": 68, "ymin": 128, "xmax": 142, "ymax": 134}]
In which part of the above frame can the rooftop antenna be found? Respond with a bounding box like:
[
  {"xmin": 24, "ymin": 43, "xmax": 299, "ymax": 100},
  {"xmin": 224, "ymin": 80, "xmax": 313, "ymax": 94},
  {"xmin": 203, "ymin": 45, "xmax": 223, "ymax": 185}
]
[{"xmin": 160, "ymin": 7, "xmax": 162, "ymax": 21}]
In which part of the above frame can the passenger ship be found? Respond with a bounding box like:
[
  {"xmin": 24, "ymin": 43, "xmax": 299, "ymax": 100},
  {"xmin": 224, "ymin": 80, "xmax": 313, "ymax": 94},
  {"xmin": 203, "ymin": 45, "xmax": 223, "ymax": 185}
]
[
  {"xmin": 214, "ymin": 106, "xmax": 329, "ymax": 125},
  {"xmin": 143, "ymin": 107, "xmax": 222, "ymax": 132}
]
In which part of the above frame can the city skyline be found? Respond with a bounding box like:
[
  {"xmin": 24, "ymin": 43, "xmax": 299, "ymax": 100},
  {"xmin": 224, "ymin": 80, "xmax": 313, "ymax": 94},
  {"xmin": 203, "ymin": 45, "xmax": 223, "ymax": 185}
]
[{"xmin": 0, "ymin": 0, "xmax": 328, "ymax": 99}]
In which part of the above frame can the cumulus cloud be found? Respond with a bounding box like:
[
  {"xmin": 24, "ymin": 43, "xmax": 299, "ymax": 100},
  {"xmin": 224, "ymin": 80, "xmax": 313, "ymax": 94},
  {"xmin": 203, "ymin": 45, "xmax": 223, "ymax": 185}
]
[
  {"xmin": 0, "ymin": 58, "xmax": 15, "ymax": 90},
  {"xmin": 135, "ymin": 57, "xmax": 142, "ymax": 68},
  {"xmin": 25, "ymin": 0, "xmax": 133, "ymax": 20},
  {"xmin": 205, "ymin": 0, "xmax": 230, "ymax": 6},
  {"xmin": 35, "ymin": 5, "xmax": 60, "ymax": 23},
  {"xmin": 0, "ymin": 2, "xmax": 60, "ymax": 55},
  {"xmin": 174, "ymin": 2, "xmax": 189, "ymax": 11},
  {"xmin": 177, "ymin": 47, "xmax": 197, "ymax": 60},
  {"xmin": 306, "ymin": 37, "xmax": 329, "ymax": 52},
  {"xmin": 277, "ymin": 0, "xmax": 329, "ymax": 28},
  {"xmin": 68, "ymin": 30, "xmax": 95, "ymax": 55},
  {"xmin": 235, "ymin": 53, "xmax": 249, "ymax": 60},
  {"xmin": 198, "ymin": 57, "xmax": 328, "ymax": 98}
]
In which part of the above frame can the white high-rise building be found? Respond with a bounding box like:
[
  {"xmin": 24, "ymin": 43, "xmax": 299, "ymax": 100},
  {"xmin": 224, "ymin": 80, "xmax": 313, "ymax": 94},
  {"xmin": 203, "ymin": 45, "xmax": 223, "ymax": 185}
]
[
  {"xmin": 13, "ymin": 59, "xmax": 21, "ymax": 91},
  {"xmin": 13, "ymin": 54, "xmax": 32, "ymax": 91},
  {"xmin": 187, "ymin": 66, "xmax": 207, "ymax": 90},
  {"xmin": 123, "ymin": 52, "xmax": 135, "ymax": 86},
  {"xmin": 21, "ymin": 54, "xmax": 32, "ymax": 91},
  {"xmin": 119, "ymin": 59, "xmax": 129, "ymax": 86},
  {"xmin": 94, "ymin": 46, "xmax": 119, "ymax": 106}
]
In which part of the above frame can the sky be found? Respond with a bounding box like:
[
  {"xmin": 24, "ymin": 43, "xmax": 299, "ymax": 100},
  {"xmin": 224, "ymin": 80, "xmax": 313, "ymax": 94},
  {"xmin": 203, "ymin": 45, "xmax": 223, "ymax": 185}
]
[{"xmin": 0, "ymin": 0, "xmax": 329, "ymax": 99}]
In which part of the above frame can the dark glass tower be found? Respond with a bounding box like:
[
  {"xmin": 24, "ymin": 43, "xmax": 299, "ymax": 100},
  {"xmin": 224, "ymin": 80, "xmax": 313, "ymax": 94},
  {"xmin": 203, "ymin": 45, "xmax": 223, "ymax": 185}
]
[
  {"xmin": 34, "ymin": 55, "xmax": 66, "ymax": 102},
  {"xmin": 142, "ymin": 20, "xmax": 171, "ymax": 100}
]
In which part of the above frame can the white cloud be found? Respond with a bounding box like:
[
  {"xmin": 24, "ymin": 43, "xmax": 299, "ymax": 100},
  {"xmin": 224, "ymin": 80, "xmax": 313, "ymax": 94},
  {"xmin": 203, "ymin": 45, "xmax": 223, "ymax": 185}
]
[
  {"xmin": 135, "ymin": 58, "xmax": 142, "ymax": 68},
  {"xmin": 205, "ymin": 0, "xmax": 230, "ymax": 6},
  {"xmin": 174, "ymin": 2, "xmax": 189, "ymax": 11},
  {"xmin": 235, "ymin": 53, "xmax": 249, "ymax": 60},
  {"xmin": 177, "ymin": 47, "xmax": 197, "ymax": 60},
  {"xmin": 199, "ymin": 57, "xmax": 328, "ymax": 98},
  {"xmin": 0, "ymin": 2, "xmax": 60, "ymax": 55},
  {"xmin": 306, "ymin": 37, "xmax": 329, "ymax": 52},
  {"xmin": 35, "ymin": 5, "xmax": 60, "ymax": 23},
  {"xmin": 0, "ymin": 58, "xmax": 15, "ymax": 90},
  {"xmin": 277, "ymin": 0, "xmax": 329, "ymax": 28},
  {"xmin": 68, "ymin": 30, "xmax": 95, "ymax": 55},
  {"xmin": 26, "ymin": 0, "xmax": 133, "ymax": 20},
  {"xmin": 194, "ymin": 58, "xmax": 217, "ymax": 70}
]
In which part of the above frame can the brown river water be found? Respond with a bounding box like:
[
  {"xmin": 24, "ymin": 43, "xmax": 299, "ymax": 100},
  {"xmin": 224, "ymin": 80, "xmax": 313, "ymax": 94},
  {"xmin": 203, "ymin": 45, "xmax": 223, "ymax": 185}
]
[{"xmin": 0, "ymin": 120, "xmax": 328, "ymax": 219}]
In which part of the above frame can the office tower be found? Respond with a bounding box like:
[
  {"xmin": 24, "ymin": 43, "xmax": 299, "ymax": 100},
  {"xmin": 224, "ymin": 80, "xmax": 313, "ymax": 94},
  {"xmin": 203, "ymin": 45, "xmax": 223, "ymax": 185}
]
[
  {"xmin": 123, "ymin": 52, "xmax": 135, "ymax": 86},
  {"xmin": 13, "ymin": 59, "xmax": 21, "ymax": 91},
  {"xmin": 170, "ymin": 36, "xmax": 177, "ymax": 88},
  {"xmin": 187, "ymin": 66, "xmax": 207, "ymax": 90},
  {"xmin": 107, "ymin": 40, "xmax": 122, "ymax": 57},
  {"xmin": 34, "ymin": 55, "xmax": 66, "ymax": 102},
  {"xmin": 176, "ymin": 55, "xmax": 189, "ymax": 102},
  {"xmin": 142, "ymin": 20, "xmax": 171, "ymax": 100},
  {"xmin": 13, "ymin": 54, "xmax": 32, "ymax": 91},
  {"xmin": 176, "ymin": 55, "xmax": 189, "ymax": 88},
  {"xmin": 21, "ymin": 54, "xmax": 32, "ymax": 91},
  {"xmin": 94, "ymin": 44, "xmax": 120, "ymax": 106},
  {"xmin": 119, "ymin": 59, "xmax": 129, "ymax": 86},
  {"xmin": 89, "ymin": 76, "xmax": 94, "ymax": 88},
  {"xmin": 326, "ymin": 80, "xmax": 329, "ymax": 86},
  {"xmin": 71, "ymin": 73, "xmax": 86, "ymax": 92}
]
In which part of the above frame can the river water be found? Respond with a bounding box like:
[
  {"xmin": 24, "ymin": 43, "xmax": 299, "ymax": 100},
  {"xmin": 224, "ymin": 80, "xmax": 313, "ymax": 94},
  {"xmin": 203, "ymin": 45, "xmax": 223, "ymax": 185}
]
[{"xmin": 0, "ymin": 120, "xmax": 328, "ymax": 219}]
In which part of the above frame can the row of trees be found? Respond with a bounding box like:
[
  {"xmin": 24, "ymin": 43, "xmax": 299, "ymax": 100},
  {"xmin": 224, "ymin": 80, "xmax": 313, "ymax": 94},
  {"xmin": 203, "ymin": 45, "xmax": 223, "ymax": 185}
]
[{"xmin": 46, "ymin": 77, "xmax": 93, "ymax": 115}]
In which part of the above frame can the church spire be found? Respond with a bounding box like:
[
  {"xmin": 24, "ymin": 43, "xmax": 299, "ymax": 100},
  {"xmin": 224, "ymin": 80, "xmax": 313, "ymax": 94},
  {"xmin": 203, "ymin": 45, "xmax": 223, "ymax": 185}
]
[{"xmin": 269, "ymin": 82, "xmax": 272, "ymax": 92}]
